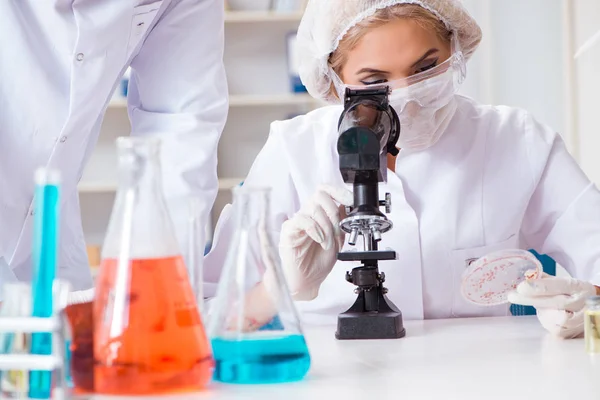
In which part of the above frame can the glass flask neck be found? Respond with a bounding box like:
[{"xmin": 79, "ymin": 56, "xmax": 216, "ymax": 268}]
[
  {"xmin": 231, "ymin": 187, "xmax": 271, "ymax": 232},
  {"xmin": 117, "ymin": 137, "xmax": 163, "ymax": 194},
  {"xmin": 102, "ymin": 136, "xmax": 181, "ymax": 259}
]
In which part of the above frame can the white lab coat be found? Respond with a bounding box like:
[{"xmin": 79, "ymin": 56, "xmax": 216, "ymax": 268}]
[
  {"xmin": 204, "ymin": 95, "xmax": 600, "ymax": 324},
  {"xmin": 0, "ymin": 0, "xmax": 228, "ymax": 294}
]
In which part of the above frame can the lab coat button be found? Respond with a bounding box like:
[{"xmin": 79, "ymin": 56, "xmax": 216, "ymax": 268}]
[
  {"xmin": 60, "ymin": 136, "xmax": 67, "ymax": 143},
  {"xmin": 76, "ymin": 53, "xmax": 84, "ymax": 61}
]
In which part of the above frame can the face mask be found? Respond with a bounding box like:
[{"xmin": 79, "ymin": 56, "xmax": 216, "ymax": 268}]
[{"xmin": 388, "ymin": 64, "xmax": 461, "ymax": 151}]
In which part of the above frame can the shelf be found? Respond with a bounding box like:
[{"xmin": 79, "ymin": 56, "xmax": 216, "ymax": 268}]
[
  {"xmin": 107, "ymin": 98, "xmax": 127, "ymax": 109},
  {"xmin": 78, "ymin": 182, "xmax": 118, "ymax": 193},
  {"xmin": 224, "ymin": 11, "xmax": 303, "ymax": 23},
  {"xmin": 229, "ymin": 93, "xmax": 316, "ymax": 107},
  {"xmin": 107, "ymin": 93, "xmax": 316, "ymax": 109},
  {"xmin": 218, "ymin": 177, "xmax": 244, "ymax": 190},
  {"xmin": 78, "ymin": 178, "xmax": 244, "ymax": 194}
]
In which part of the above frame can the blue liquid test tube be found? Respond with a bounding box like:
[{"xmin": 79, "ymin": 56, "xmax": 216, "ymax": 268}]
[{"xmin": 29, "ymin": 168, "xmax": 60, "ymax": 399}]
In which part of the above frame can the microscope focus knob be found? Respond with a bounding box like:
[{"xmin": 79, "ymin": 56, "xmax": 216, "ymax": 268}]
[
  {"xmin": 345, "ymin": 271, "xmax": 353, "ymax": 283},
  {"xmin": 386, "ymin": 193, "xmax": 392, "ymax": 213},
  {"xmin": 379, "ymin": 193, "xmax": 392, "ymax": 213}
]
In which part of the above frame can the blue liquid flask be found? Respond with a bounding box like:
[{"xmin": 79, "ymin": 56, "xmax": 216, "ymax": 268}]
[{"xmin": 207, "ymin": 187, "xmax": 311, "ymax": 384}]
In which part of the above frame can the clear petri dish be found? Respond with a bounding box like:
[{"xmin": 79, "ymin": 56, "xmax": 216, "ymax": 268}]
[{"xmin": 460, "ymin": 249, "xmax": 543, "ymax": 306}]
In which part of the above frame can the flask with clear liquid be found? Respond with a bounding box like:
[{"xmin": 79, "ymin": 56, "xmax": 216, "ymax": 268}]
[
  {"xmin": 93, "ymin": 137, "xmax": 213, "ymax": 395},
  {"xmin": 207, "ymin": 186, "xmax": 311, "ymax": 384}
]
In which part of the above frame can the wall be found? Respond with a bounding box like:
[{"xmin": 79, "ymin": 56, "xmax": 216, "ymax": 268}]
[
  {"xmin": 460, "ymin": 0, "xmax": 566, "ymax": 139},
  {"xmin": 572, "ymin": 0, "xmax": 600, "ymax": 183}
]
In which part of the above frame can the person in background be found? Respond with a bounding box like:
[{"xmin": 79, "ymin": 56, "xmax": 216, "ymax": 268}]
[
  {"xmin": 204, "ymin": 0, "xmax": 600, "ymax": 339},
  {"xmin": 0, "ymin": 0, "xmax": 228, "ymax": 298}
]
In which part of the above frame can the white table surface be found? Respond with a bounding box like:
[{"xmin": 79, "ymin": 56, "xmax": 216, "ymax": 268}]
[{"xmin": 91, "ymin": 316, "xmax": 598, "ymax": 400}]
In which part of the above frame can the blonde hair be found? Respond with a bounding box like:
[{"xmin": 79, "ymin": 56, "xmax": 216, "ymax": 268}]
[{"xmin": 328, "ymin": 4, "xmax": 452, "ymax": 97}]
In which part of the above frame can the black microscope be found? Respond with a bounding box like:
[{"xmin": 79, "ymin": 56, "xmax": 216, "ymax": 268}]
[{"xmin": 335, "ymin": 86, "xmax": 406, "ymax": 340}]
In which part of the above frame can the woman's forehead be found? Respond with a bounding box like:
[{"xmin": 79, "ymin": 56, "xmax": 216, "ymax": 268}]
[{"xmin": 346, "ymin": 19, "xmax": 446, "ymax": 67}]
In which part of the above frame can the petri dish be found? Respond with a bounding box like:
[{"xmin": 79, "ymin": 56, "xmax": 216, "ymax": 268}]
[{"xmin": 460, "ymin": 249, "xmax": 542, "ymax": 306}]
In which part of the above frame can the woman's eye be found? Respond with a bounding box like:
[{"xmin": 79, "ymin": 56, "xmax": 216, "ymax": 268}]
[
  {"xmin": 415, "ymin": 59, "xmax": 438, "ymax": 74},
  {"xmin": 360, "ymin": 79, "xmax": 387, "ymax": 86}
]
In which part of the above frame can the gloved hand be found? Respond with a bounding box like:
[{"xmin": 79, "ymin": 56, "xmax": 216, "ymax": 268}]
[
  {"xmin": 508, "ymin": 273, "xmax": 598, "ymax": 339},
  {"xmin": 279, "ymin": 184, "xmax": 353, "ymax": 301}
]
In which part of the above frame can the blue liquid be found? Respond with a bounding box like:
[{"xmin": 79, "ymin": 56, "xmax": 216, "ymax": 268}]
[
  {"xmin": 211, "ymin": 334, "xmax": 310, "ymax": 384},
  {"xmin": 30, "ymin": 182, "xmax": 60, "ymax": 399},
  {"xmin": 65, "ymin": 340, "xmax": 73, "ymax": 388}
]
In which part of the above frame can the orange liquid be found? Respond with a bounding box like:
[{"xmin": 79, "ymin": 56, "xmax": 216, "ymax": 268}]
[
  {"xmin": 65, "ymin": 301, "xmax": 94, "ymax": 393},
  {"xmin": 93, "ymin": 256, "xmax": 213, "ymax": 395}
]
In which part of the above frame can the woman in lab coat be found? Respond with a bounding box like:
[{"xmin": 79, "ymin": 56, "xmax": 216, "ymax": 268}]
[
  {"xmin": 0, "ymin": 0, "xmax": 227, "ymax": 298},
  {"xmin": 205, "ymin": 0, "xmax": 600, "ymax": 338}
]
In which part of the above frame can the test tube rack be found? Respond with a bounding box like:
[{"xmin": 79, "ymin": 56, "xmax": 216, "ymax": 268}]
[{"xmin": 0, "ymin": 313, "xmax": 71, "ymax": 399}]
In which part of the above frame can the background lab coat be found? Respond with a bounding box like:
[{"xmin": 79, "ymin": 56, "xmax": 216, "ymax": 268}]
[
  {"xmin": 0, "ymin": 0, "xmax": 228, "ymax": 294},
  {"xmin": 204, "ymin": 96, "xmax": 600, "ymax": 324}
]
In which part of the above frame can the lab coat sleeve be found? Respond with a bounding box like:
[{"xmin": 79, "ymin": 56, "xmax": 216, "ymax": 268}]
[
  {"xmin": 203, "ymin": 125, "xmax": 299, "ymax": 298},
  {"xmin": 126, "ymin": 0, "xmax": 228, "ymax": 262},
  {"xmin": 521, "ymin": 115, "xmax": 600, "ymax": 286}
]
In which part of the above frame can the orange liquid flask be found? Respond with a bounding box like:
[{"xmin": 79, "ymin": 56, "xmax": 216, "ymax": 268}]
[{"xmin": 93, "ymin": 137, "xmax": 213, "ymax": 395}]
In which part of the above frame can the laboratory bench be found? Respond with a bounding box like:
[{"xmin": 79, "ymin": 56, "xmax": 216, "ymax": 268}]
[{"xmin": 88, "ymin": 316, "xmax": 598, "ymax": 400}]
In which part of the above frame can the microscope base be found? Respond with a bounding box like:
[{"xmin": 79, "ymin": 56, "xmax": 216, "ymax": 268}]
[{"xmin": 335, "ymin": 290, "xmax": 406, "ymax": 340}]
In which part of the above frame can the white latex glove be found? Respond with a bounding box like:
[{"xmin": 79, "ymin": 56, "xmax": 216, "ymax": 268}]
[
  {"xmin": 279, "ymin": 185, "xmax": 353, "ymax": 301},
  {"xmin": 508, "ymin": 273, "xmax": 598, "ymax": 339}
]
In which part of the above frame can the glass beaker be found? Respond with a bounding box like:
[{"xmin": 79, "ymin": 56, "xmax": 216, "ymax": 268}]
[
  {"xmin": 64, "ymin": 289, "xmax": 95, "ymax": 394},
  {"xmin": 206, "ymin": 186, "xmax": 311, "ymax": 384},
  {"xmin": 93, "ymin": 137, "xmax": 213, "ymax": 395}
]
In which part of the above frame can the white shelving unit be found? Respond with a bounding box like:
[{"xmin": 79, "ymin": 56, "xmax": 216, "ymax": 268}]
[
  {"xmin": 79, "ymin": 8, "xmax": 315, "ymax": 251},
  {"xmin": 224, "ymin": 11, "xmax": 303, "ymax": 23},
  {"xmin": 108, "ymin": 93, "xmax": 318, "ymax": 109},
  {"xmin": 78, "ymin": 177, "xmax": 244, "ymax": 194}
]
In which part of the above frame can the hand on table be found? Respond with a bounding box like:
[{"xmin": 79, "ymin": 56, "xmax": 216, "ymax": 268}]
[{"xmin": 508, "ymin": 273, "xmax": 598, "ymax": 339}]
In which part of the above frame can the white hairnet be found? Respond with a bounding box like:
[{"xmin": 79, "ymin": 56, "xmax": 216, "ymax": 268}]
[{"xmin": 297, "ymin": 0, "xmax": 482, "ymax": 104}]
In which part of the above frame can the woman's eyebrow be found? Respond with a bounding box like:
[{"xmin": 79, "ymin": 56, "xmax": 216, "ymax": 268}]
[
  {"xmin": 355, "ymin": 49, "xmax": 441, "ymax": 75},
  {"xmin": 355, "ymin": 67, "xmax": 388, "ymax": 75},
  {"xmin": 411, "ymin": 48, "xmax": 439, "ymax": 67}
]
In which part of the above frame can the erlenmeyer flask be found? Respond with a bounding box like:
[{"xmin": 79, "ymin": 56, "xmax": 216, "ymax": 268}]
[
  {"xmin": 93, "ymin": 137, "xmax": 212, "ymax": 395},
  {"xmin": 207, "ymin": 186, "xmax": 311, "ymax": 384}
]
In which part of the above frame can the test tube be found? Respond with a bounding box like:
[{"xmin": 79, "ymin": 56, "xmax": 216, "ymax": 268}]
[{"xmin": 29, "ymin": 168, "xmax": 61, "ymax": 399}]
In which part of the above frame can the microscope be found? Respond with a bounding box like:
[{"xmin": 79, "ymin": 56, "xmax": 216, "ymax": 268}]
[{"xmin": 335, "ymin": 86, "xmax": 406, "ymax": 340}]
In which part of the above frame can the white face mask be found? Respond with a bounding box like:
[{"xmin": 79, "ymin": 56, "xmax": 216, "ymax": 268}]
[{"xmin": 388, "ymin": 65, "xmax": 460, "ymax": 151}]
